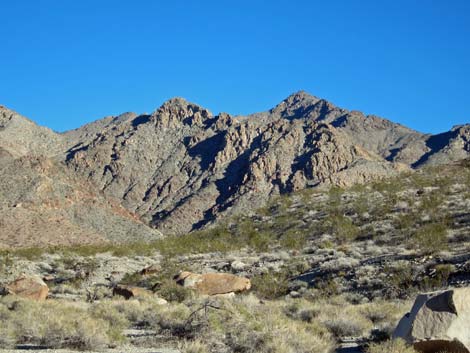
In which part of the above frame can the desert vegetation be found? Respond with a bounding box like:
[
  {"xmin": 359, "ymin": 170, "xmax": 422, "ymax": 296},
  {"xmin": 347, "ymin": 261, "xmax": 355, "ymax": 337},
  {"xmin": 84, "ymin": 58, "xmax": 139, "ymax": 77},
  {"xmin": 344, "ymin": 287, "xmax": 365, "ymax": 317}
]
[
  {"xmin": 0, "ymin": 292, "xmax": 411, "ymax": 353},
  {"xmin": 1, "ymin": 160, "xmax": 470, "ymax": 352}
]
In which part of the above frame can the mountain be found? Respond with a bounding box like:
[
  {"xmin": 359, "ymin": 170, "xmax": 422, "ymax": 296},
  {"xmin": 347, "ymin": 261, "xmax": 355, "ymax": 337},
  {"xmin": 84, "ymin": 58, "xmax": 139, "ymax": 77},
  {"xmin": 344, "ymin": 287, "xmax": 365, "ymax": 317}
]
[
  {"xmin": 1, "ymin": 92, "xmax": 469, "ymax": 245},
  {"xmin": 0, "ymin": 106, "xmax": 161, "ymax": 248}
]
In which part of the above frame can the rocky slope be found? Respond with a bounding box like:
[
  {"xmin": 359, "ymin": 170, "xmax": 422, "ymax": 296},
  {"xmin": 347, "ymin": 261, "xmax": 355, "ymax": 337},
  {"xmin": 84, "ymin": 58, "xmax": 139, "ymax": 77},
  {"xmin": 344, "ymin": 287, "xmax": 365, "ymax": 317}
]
[
  {"xmin": 1, "ymin": 92, "xmax": 470, "ymax": 243},
  {"xmin": 0, "ymin": 107, "xmax": 161, "ymax": 248},
  {"xmin": 61, "ymin": 92, "xmax": 470, "ymax": 234}
]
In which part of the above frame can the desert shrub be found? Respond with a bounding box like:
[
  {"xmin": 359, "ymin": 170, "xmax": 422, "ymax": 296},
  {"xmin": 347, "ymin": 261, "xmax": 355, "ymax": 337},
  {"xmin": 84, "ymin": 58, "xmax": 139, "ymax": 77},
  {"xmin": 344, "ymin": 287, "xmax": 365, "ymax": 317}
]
[
  {"xmin": 323, "ymin": 214, "xmax": 360, "ymax": 243},
  {"xmin": 383, "ymin": 262, "xmax": 415, "ymax": 298},
  {"xmin": 419, "ymin": 264, "xmax": 454, "ymax": 291},
  {"xmin": 251, "ymin": 272, "xmax": 290, "ymax": 300},
  {"xmin": 315, "ymin": 277, "xmax": 340, "ymax": 297},
  {"xmin": 111, "ymin": 299, "xmax": 149, "ymax": 325},
  {"xmin": 120, "ymin": 271, "xmax": 146, "ymax": 286},
  {"xmin": 350, "ymin": 193, "xmax": 370, "ymax": 216},
  {"xmin": 284, "ymin": 296, "xmax": 410, "ymax": 342},
  {"xmin": 367, "ymin": 339, "xmax": 417, "ymax": 353},
  {"xmin": 168, "ymin": 296, "xmax": 335, "ymax": 353},
  {"xmin": 279, "ymin": 229, "xmax": 309, "ymax": 249},
  {"xmin": 219, "ymin": 296, "xmax": 335, "ymax": 353},
  {"xmin": 90, "ymin": 301, "xmax": 129, "ymax": 337},
  {"xmin": 153, "ymin": 303, "xmax": 193, "ymax": 337},
  {"xmin": 328, "ymin": 186, "xmax": 344, "ymax": 210},
  {"xmin": 323, "ymin": 317, "xmax": 366, "ymax": 338},
  {"xmin": 0, "ymin": 252, "xmax": 13, "ymax": 276},
  {"xmin": 0, "ymin": 305, "xmax": 15, "ymax": 347},
  {"xmin": 158, "ymin": 279, "xmax": 193, "ymax": 303},
  {"xmin": 419, "ymin": 192, "xmax": 442, "ymax": 212},
  {"xmin": 85, "ymin": 285, "xmax": 112, "ymax": 302},
  {"xmin": 0, "ymin": 297, "xmax": 122, "ymax": 350},
  {"xmin": 358, "ymin": 299, "xmax": 410, "ymax": 338},
  {"xmin": 412, "ymin": 222, "xmax": 448, "ymax": 254},
  {"xmin": 394, "ymin": 212, "xmax": 416, "ymax": 231},
  {"xmin": 283, "ymin": 303, "xmax": 320, "ymax": 323},
  {"xmin": 179, "ymin": 339, "xmax": 210, "ymax": 353}
]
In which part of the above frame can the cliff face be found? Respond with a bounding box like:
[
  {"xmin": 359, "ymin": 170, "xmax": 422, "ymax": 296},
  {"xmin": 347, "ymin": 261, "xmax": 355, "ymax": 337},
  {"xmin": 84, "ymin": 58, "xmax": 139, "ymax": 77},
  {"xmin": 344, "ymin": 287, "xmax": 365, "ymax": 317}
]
[{"xmin": 1, "ymin": 92, "xmax": 469, "ymax": 242}]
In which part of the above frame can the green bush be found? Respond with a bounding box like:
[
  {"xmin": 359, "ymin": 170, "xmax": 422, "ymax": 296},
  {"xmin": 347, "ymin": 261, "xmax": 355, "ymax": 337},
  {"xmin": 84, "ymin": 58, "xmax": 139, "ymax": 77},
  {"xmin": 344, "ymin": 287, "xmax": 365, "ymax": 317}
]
[
  {"xmin": 157, "ymin": 279, "xmax": 192, "ymax": 303},
  {"xmin": 324, "ymin": 214, "xmax": 360, "ymax": 243},
  {"xmin": 419, "ymin": 264, "xmax": 454, "ymax": 291},
  {"xmin": 412, "ymin": 223, "xmax": 448, "ymax": 254},
  {"xmin": 251, "ymin": 272, "xmax": 290, "ymax": 300}
]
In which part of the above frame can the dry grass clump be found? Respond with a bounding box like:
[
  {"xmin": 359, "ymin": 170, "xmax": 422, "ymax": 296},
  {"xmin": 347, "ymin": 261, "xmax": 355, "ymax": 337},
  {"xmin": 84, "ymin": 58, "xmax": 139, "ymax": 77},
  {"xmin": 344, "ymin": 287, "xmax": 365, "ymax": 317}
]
[
  {"xmin": 107, "ymin": 296, "xmax": 190, "ymax": 332},
  {"xmin": 281, "ymin": 296, "xmax": 409, "ymax": 341},
  {"xmin": 367, "ymin": 339, "xmax": 417, "ymax": 353},
  {"xmin": 198, "ymin": 295, "xmax": 335, "ymax": 353},
  {"xmin": 174, "ymin": 294, "xmax": 408, "ymax": 353},
  {"xmin": 0, "ymin": 296, "xmax": 126, "ymax": 349},
  {"xmin": 0, "ymin": 290, "xmax": 410, "ymax": 353},
  {"xmin": 179, "ymin": 339, "xmax": 210, "ymax": 353}
]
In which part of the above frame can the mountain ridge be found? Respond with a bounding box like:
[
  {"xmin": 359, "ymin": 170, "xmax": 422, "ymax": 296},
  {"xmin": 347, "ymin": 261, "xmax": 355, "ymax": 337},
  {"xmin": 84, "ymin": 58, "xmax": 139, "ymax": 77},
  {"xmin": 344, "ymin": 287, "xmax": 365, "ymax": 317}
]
[{"xmin": 1, "ymin": 92, "xmax": 470, "ymax": 245}]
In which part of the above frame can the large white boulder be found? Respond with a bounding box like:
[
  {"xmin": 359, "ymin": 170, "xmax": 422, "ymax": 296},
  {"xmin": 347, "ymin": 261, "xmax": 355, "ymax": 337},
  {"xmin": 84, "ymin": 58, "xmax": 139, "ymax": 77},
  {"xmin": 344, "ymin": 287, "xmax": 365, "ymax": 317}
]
[{"xmin": 393, "ymin": 288, "xmax": 470, "ymax": 353}]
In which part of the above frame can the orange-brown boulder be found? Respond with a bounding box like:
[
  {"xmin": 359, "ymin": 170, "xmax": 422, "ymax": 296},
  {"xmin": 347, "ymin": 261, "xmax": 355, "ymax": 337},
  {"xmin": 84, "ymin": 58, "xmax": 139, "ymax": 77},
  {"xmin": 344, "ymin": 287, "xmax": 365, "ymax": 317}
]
[
  {"xmin": 6, "ymin": 275, "xmax": 49, "ymax": 301},
  {"xmin": 174, "ymin": 271, "xmax": 251, "ymax": 295}
]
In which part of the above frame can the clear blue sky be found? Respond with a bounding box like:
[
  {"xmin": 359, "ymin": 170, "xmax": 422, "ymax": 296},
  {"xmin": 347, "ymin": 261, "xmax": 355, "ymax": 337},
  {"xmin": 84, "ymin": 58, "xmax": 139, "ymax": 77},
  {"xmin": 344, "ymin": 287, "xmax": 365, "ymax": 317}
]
[{"xmin": 1, "ymin": 1, "xmax": 469, "ymax": 133}]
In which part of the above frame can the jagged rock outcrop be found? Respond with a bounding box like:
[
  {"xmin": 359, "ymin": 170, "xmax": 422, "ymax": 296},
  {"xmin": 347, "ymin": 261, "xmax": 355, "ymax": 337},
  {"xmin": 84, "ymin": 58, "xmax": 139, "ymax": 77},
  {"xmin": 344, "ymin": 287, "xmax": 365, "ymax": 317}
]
[
  {"xmin": 1, "ymin": 91, "xmax": 469, "ymax": 243},
  {"xmin": 62, "ymin": 94, "xmax": 412, "ymax": 234}
]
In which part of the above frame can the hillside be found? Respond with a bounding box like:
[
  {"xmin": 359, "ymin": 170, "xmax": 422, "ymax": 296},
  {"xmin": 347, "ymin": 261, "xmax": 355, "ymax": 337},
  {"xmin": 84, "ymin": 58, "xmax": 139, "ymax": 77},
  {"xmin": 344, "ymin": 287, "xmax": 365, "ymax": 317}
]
[
  {"xmin": 1, "ymin": 158, "xmax": 470, "ymax": 353},
  {"xmin": 1, "ymin": 92, "xmax": 470, "ymax": 245}
]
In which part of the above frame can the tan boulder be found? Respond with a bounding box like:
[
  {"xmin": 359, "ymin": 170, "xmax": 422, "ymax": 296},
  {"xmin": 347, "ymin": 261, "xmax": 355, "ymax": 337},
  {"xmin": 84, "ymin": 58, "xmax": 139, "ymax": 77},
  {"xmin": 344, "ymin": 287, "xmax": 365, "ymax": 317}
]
[
  {"xmin": 174, "ymin": 271, "xmax": 251, "ymax": 295},
  {"xmin": 393, "ymin": 288, "xmax": 470, "ymax": 353},
  {"xmin": 6, "ymin": 275, "xmax": 49, "ymax": 301},
  {"xmin": 113, "ymin": 285, "xmax": 153, "ymax": 299}
]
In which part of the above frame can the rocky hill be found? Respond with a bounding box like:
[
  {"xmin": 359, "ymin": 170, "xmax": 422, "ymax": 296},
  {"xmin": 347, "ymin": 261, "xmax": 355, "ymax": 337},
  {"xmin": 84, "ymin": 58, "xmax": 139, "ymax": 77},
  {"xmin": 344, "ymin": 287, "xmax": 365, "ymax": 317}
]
[
  {"xmin": 1, "ymin": 92, "xmax": 469, "ymax": 245},
  {"xmin": 0, "ymin": 107, "xmax": 161, "ymax": 248}
]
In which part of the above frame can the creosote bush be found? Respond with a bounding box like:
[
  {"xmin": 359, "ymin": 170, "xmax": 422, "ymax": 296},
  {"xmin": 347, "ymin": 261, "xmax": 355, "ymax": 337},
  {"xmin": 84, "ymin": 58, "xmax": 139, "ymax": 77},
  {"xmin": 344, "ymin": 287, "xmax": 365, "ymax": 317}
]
[{"xmin": 412, "ymin": 222, "xmax": 448, "ymax": 254}]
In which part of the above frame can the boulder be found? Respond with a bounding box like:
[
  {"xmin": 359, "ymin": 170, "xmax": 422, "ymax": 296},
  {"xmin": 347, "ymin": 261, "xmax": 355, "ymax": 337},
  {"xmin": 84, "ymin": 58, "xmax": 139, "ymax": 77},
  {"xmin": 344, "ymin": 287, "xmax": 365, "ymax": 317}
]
[
  {"xmin": 174, "ymin": 271, "xmax": 251, "ymax": 295},
  {"xmin": 231, "ymin": 260, "xmax": 247, "ymax": 272},
  {"xmin": 6, "ymin": 275, "xmax": 49, "ymax": 301},
  {"xmin": 113, "ymin": 285, "xmax": 154, "ymax": 299},
  {"xmin": 393, "ymin": 288, "xmax": 470, "ymax": 353},
  {"xmin": 140, "ymin": 264, "xmax": 161, "ymax": 276}
]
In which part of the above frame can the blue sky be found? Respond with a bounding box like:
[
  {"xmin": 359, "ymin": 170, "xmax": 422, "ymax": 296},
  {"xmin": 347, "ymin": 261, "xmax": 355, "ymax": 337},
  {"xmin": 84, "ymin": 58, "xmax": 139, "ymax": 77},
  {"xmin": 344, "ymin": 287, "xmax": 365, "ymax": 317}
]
[{"xmin": 1, "ymin": 1, "xmax": 469, "ymax": 133}]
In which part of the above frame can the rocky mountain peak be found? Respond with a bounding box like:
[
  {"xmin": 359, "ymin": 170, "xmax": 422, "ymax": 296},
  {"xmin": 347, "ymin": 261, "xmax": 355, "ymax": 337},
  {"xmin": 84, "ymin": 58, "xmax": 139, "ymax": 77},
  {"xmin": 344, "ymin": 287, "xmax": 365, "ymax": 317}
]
[
  {"xmin": 154, "ymin": 97, "xmax": 213, "ymax": 127},
  {"xmin": 271, "ymin": 91, "xmax": 319, "ymax": 113},
  {"xmin": 283, "ymin": 90, "xmax": 320, "ymax": 105}
]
